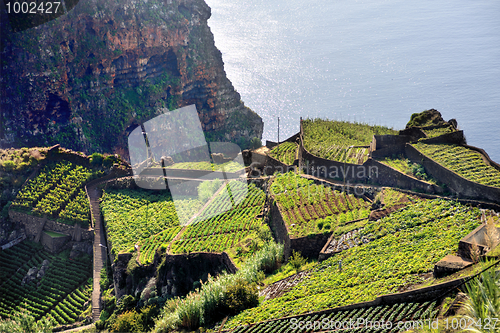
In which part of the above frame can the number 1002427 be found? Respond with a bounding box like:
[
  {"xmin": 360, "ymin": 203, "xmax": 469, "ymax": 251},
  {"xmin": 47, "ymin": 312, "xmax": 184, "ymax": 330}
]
[
  {"xmin": 443, "ymin": 317, "xmax": 498, "ymax": 330},
  {"xmin": 5, "ymin": 1, "xmax": 61, "ymax": 14}
]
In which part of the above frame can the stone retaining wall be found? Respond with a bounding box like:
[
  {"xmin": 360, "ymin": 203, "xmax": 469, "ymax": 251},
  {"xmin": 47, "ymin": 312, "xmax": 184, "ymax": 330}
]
[
  {"xmin": 290, "ymin": 233, "xmax": 331, "ymax": 259},
  {"xmin": 406, "ymin": 144, "xmax": 500, "ymax": 203},
  {"xmin": 419, "ymin": 130, "xmax": 466, "ymax": 145},
  {"xmin": 269, "ymin": 202, "xmax": 291, "ymax": 261},
  {"xmin": 299, "ymin": 139, "xmax": 440, "ymax": 193},
  {"xmin": 370, "ymin": 135, "xmax": 411, "ymax": 159},
  {"xmin": 9, "ymin": 210, "xmax": 93, "ymax": 242}
]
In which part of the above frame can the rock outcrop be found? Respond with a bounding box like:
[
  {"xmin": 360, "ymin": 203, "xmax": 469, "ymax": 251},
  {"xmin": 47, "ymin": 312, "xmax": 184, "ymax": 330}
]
[{"xmin": 0, "ymin": 0, "xmax": 263, "ymax": 157}]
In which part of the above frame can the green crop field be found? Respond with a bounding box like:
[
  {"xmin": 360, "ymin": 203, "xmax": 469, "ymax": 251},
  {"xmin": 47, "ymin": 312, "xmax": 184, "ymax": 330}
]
[
  {"xmin": 102, "ymin": 181, "xmax": 268, "ymax": 262},
  {"xmin": 171, "ymin": 182, "xmax": 268, "ymax": 254},
  {"xmin": 0, "ymin": 241, "xmax": 92, "ymax": 325},
  {"xmin": 271, "ymin": 172, "xmax": 370, "ymax": 237},
  {"xmin": 413, "ymin": 143, "xmax": 500, "ymax": 188},
  {"xmin": 225, "ymin": 199, "xmax": 480, "ymax": 327},
  {"xmin": 422, "ymin": 125, "xmax": 455, "ymax": 138},
  {"xmin": 268, "ymin": 142, "xmax": 298, "ymax": 165},
  {"xmin": 302, "ymin": 119, "xmax": 397, "ymax": 164},
  {"xmin": 100, "ymin": 189, "xmax": 203, "ymax": 256},
  {"xmin": 10, "ymin": 161, "xmax": 101, "ymax": 228},
  {"xmin": 377, "ymin": 155, "xmax": 436, "ymax": 184},
  {"xmin": 231, "ymin": 300, "xmax": 439, "ymax": 333}
]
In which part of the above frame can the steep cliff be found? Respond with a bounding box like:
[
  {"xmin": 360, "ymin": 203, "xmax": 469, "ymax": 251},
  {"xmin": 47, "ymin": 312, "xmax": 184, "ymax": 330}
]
[{"xmin": 0, "ymin": 0, "xmax": 263, "ymax": 157}]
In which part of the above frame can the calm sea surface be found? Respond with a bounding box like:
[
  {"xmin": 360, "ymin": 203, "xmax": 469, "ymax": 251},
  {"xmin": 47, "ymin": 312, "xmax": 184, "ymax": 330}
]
[{"xmin": 205, "ymin": 0, "xmax": 500, "ymax": 162}]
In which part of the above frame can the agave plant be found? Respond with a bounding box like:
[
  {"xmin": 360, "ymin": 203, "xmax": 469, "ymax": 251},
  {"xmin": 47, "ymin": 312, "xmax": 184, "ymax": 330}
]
[{"xmin": 462, "ymin": 268, "xmax": 500, "ymax": 333}]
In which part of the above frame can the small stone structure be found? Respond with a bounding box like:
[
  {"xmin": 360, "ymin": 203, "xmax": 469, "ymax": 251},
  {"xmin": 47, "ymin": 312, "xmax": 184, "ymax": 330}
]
[
  {"xmin": 40, "ymin": 231, "xmax": 70, "ymax": 253},
  {"xmin": 434, "ymin": 224, "xmax": 500, "ymax": 278},
  {"xmin": 457, "ymin": 224, "xmax": 500, "ymax": 260},
  {"xmin": 433, "ymin": 255, "xmax": 473, "ymax": 278}
]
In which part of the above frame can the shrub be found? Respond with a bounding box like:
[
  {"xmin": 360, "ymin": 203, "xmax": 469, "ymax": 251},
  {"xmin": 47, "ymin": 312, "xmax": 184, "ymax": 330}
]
[
  {"xmin": 90, "ymin": 153, "xmax": 104, "ymax": 166},
  {"xmin": 221, "ymin": 279, "xmax": 259, "ymax": 316},
  {"xmin": 258, "ymin": 225, "xmax": 273, "ymax": 242},
  {"xmin": 2, "ymin": 160, "xmax": 16, "ymax": 172},
  {"xmin": 116, "ymin": 295, "xmax": 135, "ymax": 314},
  {"xmin": 103, "ymin": 155, "xmax": 116, "ymax": 167},
  {"xmin": 289, "ymin": 250, "xmax": 306, "ymax": 272},
  {"xmin": 110, "ymin": 310, "xmax": 141, "ymax": 333},
  {"xmin": 250, "ymin": 137, "xmax": 262, "ymax": 150},
  {"xmin": 177, "ymin": 295, "xmax": 202, "ymax": 330}
]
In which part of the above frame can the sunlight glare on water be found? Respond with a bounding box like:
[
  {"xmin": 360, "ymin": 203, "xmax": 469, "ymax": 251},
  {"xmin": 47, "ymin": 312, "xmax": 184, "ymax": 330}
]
[{"xmin": 206, "ymin": 0, "xmax": 500, "ymax": 161}]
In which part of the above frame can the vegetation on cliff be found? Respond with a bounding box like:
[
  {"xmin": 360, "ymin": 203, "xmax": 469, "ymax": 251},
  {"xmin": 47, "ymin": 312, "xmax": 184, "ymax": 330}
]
[
  {"xmin": 302, "ymin": 119, "xmax": 397, "ymax": 163},
  {"xmin": 0, "ymin": 0, "xmax": 263, "ymax": 155}
]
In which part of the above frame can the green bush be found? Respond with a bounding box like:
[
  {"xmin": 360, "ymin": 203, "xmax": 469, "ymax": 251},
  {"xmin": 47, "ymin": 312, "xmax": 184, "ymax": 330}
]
[
  {"xmin": 317, "ymin": 220, "xmax": 324, "ymax": 229},
  {"xmin": 110, "ymin": 310, "xmax": 141, "ymax": 332},
  {"xmin": 257, "ymin": 225, "xmax": 272, "ymax": 242},
  {"xmin": 250, "ymin": 137, "xmax": 262, "ymax": 149},
  {"xmin": 103, "ymin": 155, "xmax": 114, "ymax": 167},
  {"xmin": 2, "ymin": 160, "xmax": 16, "ymax": 172},
  {"xmin": 221, "ymin": 279, "xmax": 259, "ymax": 316},
  {"xmin": 116, "ymin": 295, "xmax": 136, "ymax": 314},
  {"xmin": 90, "ymin": 153, "xmax": 104, "ymax": 166},
  {"xmin": 289, "ymin": 250, "xmax": 306, "ymax": 272}
]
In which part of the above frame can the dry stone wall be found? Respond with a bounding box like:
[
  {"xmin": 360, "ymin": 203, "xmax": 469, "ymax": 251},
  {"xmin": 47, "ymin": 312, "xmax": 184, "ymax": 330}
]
[{"xmin": 406, "ymin": 144, "xmax": 500, "ymax": 203}]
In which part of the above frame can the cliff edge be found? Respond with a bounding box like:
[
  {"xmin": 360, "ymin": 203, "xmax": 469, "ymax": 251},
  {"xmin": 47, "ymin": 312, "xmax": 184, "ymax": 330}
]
[{"xmin": 0, "ymin": 0, "xmax": 263, "ymax": 157}]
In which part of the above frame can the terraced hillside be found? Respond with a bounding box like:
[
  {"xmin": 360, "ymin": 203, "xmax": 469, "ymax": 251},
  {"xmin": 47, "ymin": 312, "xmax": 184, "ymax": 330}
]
[
  {"xmin": 171, "ymin": 182, "xmax": 267, "ymax": 255},
  {"xmin": 101, "ymin": 181, "xmax": 269, "ymax": 264},
  {"xmin": 0, "ymin": 241, "xmax": 92, "ymax": 325},
  {"xmin": 271, "ymin": 172, "xmax": 371, "ymax": 237},
  {"xmin": 231, "ymin": 300, "xmax": 439, "ymax": 333},
  {"xmin": 10, "ymin": 161, "xmax": 102, "ymax": 228},
  {"xmin": 224, "ymin": 199, "xmax": 480, "ymax": 328},
  {"xmin": 302, "ymin": 119, "xmax": 397, "ymax": 164},
  {"xmin": 413, "ymin": 143, "xmax": 500, "ymax": 188},
  {"xmin": 100, "ymin": 188, "xmax": 202, "ymax": 257}
]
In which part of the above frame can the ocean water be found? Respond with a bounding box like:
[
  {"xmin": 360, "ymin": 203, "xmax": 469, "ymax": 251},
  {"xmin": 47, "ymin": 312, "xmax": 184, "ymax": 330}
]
[{"xmin": 205, "ymin": 0, "xmax": 500, "ymax": 162}]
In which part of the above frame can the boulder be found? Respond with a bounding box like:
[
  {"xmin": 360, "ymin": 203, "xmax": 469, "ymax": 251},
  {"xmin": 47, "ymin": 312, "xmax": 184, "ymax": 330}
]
[{"xmin": 22, "ymin": 267, "xmax": 38, "ymax": 285}]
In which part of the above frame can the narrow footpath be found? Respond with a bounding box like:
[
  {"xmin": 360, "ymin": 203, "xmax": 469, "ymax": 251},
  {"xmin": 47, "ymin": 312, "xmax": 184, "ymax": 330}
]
[{"xmin": 88, "ymin": 185, "xmax": 105, "ymax": 322}]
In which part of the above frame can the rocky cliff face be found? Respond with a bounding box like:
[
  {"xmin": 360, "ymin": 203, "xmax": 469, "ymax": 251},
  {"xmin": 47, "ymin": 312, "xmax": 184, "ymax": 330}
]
[{"xmin": 0, "ymin": 0, "xmax": 263, "ymax": 157}]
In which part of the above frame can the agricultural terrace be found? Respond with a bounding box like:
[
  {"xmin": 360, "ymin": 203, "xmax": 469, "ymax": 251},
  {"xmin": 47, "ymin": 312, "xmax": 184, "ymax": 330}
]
[
  {"xmin": 271, "ymin": 172, "xmax": 371, "ymax": 238},
  {"xmin": 302, "ymin": 119, "xmax": 397, "ymax": 164},
  {"xmin": 225, "ymin": 199, "xmax": 480, "ymax": 327},
  {"xmin": 268, "ymin": 142, "xmax": 298, "ymax": 165},
  {"xmin": 102, "ymin": 181, "xmax": 268, "ymax": 263},
  {"xmin": 377, "ymin": 155, "xmax": 436, "ymax": 184},
  {"xmin": 165, "ymin": 161, "xmax": 244, "ymax": 172},
  {"xmin": 170, "ymin": 182, "xmax": 268, "ymax": 255},
  {"xmin": 10, "ymin": 161, "xmax": 101, "ymax": 228},
  {"xmin": 413, "ymin": 143, "xmax": 500, "ymax": 188},
  {"xmin": 0, "ymin": 241, "xmax": 92, "ymax": 325},
  {"xmin": 231, "ymin": 300, "xmax": 439, "ymax": 333},
  {"xmin": 100, "ymin": 189, "xmax": 203, "ymax": 256},
  {"xmin": 422, "ymin": 125, "xmax": 456, "ymax": 138}
]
